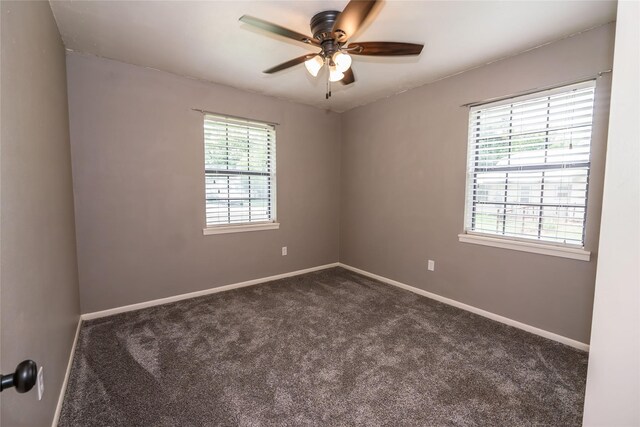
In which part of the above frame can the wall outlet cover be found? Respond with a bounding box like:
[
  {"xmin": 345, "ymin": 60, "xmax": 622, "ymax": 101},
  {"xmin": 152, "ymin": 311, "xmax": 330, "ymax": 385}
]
[
  {"xmin": 428, "ymin": 260, "xmax": 435, "ymax": 271},
  {"xmin": 37, "ymin": 366, "xmax": 44, "ymax": 401},
  {"xmin": 282, "ymin": 246, "xmax": 287, "ymax": 256}
]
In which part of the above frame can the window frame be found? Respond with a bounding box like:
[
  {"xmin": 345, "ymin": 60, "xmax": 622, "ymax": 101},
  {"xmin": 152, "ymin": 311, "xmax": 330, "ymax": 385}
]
[
  {"xmin": 459, "ymin": 81, "xmax": 596, "ymax": 261},
  {"xmin": 201, "ymin": 113, "xmax": 279, "ymax": 235}
]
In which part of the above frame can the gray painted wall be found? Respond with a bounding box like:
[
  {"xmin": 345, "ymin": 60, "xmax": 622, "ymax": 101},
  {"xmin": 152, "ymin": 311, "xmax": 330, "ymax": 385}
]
[
  {"xmin": 0, "ymin": 2, "xmax": 81, "ymax": 426},
  {"xmin": 66, "ymin": 23, "xmax": 613, "ymax": 343},
  {"xmin": 66, "ymin": 54, "xmax": 341, "ymax": 314},
  {"xmin": 339, "ymin": 23, "xmax": 614, "ymax": 344}
]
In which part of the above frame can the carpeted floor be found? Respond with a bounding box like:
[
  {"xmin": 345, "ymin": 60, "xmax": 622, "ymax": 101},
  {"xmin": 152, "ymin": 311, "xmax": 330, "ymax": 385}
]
[{"xmin": 59, "ymin": 267, "xmax": 588, "ymax": 426}]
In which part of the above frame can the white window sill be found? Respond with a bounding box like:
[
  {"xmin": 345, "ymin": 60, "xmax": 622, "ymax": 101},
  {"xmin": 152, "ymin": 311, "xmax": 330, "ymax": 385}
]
[
  {"xmin": 458, "ymin": 233, "xmax": 590, "ymax": 261},
  {"xmin": 203, "ymin": 222, "xmax": 280, "ymax": 235}
]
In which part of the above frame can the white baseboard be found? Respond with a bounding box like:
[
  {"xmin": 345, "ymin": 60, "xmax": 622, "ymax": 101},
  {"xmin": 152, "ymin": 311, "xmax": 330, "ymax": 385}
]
[
  {"xmin": 79, "ymin": 260, "xmax": 588, "ymax": 350},
  {"xmin": 81, "ymin": 263, "xmax": 340, "ymax": 321},
  {"xmin": 338, "ymin": 263, "xmax": 590, "ymax": 352},
  {"xmin": 51, "ymin": 317, "xmax": 83, "ymax": 427}
]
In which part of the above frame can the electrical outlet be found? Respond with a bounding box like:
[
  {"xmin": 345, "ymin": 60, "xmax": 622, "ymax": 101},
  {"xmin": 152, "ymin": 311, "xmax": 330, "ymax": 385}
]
[
  {"xmin": 37, "ymin": 366, "xmax": 44, "ymax": 401},
  {"xmin": 427, "ymin": 260, "xmax": 435, "ymax": 271},
  {"xmin": 282, "ymin": 246, "xmax": 287, "ymax": 256}
]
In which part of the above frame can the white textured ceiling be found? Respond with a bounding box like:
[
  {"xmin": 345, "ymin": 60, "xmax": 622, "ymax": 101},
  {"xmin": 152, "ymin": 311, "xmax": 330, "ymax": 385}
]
[{"xmin": 49, "ymin": 0, "xmax": 616, "ymax": 112}]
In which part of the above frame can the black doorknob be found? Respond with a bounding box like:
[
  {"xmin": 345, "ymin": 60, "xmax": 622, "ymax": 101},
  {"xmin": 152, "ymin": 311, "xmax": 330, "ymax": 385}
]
[{"xmin": 0, "ymin": 360, "xmax": 38, "ymax": 393}]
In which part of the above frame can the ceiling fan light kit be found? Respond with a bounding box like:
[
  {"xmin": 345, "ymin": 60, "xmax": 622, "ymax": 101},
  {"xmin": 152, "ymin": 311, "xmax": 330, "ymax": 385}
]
[{"xmin": 239, "ymin": 0, "xmax": 424, "ymax": 99}]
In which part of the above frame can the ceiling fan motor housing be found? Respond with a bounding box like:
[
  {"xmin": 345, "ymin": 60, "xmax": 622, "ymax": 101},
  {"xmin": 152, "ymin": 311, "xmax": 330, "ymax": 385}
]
[{"xmin": 310, "ymin": 10, "xmax": 341, "ymax": 44}]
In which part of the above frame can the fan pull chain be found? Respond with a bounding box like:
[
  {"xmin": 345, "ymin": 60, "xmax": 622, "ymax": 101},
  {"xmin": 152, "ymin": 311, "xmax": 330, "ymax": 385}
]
[
  {"xmin": 325, "ymin": 72, "xmax": 331, "ymax": 99},
  {"xmin": 325, "ymin": 57, "xmax": 332, "ymax": 99},
  {"xmin": 325, "ymin": 80, "xmax": 332, "ymax": 99}
]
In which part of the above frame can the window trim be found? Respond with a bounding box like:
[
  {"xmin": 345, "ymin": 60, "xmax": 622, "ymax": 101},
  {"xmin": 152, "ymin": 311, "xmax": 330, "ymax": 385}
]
[
  {"xmin": 203, "ymin": 222, "xmax": 280, "ymax": 235},
  {"xmin": 461, "ymin": 80, "xmax": 596, "ymax": 256},
  {"xmin": 202, "ymin": 113, "xmax": 278, "ymax": 234},
  {"xmin": 458, "ymin": 232, "xmax": 590, "ymax": 261}
]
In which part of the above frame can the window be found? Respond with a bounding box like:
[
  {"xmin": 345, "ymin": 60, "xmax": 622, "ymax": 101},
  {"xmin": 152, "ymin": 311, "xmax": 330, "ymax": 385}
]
[
  {"xmin": 203, "ymin": 114, "xmax": 277, "ymax": 234},
  {"xmin": 461, "ymin": 81, "xmax": 596, "ymax": 259}
]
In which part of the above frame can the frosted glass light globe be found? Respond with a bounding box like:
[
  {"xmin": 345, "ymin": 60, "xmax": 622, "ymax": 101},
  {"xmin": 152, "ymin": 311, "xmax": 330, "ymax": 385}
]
[
  {"xmin": 329, "ymin": 65, "xmax": 344, "ymax": 82},
  {"xmin": 333, "ymin": 52, "xmax": 352, "ymax": 73},
  {"xmin": 304, "ymin": 55, "xmax": 324, "ymax": 77}
]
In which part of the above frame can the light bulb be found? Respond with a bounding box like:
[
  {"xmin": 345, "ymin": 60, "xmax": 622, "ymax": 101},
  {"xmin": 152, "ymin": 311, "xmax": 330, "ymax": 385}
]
[
  {"xmin": 333, "ymin": 52, "xmax": 352, "ymax": 73},
  {"xmin": 304, "ymin": 55, "xmax": 324, "ymax": 77},
  {"xmin": 329, "ymin": 65, "xmax": 344, "ymax": 82}
]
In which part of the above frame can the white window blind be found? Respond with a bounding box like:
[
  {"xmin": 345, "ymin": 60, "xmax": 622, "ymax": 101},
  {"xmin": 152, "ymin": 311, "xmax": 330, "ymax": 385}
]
[
  {"xmin": 464, "ymin": 80, "xmax": 596, "ymax": 247},
  {"xmin": 204, "ymin": 114, "xmax": 276, "ymax": 227}
]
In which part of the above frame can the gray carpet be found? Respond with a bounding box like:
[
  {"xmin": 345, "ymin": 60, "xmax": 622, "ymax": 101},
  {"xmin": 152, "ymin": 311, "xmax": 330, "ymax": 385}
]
[{"xmin": 59, "ymin": 267, "xmax": 588, "ymax": 426}]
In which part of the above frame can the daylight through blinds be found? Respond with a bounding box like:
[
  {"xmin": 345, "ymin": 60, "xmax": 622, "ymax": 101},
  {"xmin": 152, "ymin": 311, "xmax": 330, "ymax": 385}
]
[
  {"xmin": 464, "ymin": 81, "xmax": 596, "ymax": 246},
  {"xmin": 204, "ymin": 114, "xmax": 276, "ymax": 227}
]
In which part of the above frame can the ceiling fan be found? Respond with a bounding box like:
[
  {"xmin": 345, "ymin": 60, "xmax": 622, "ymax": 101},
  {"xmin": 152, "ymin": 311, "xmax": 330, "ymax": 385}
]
[{"xmin": 239, "ymin": 0, "xmax": 424, "ymax": 99}]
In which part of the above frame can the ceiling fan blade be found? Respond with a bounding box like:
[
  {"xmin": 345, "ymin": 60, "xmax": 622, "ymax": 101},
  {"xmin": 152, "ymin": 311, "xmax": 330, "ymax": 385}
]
[
  {"xmin": 341, "ymin": 67, "xmax": 355, "ymax": 85},
  {"xmin": 332, "ymin": 0, "xmax": 379, "ymax": 43},
  {"xmin": 263, "ymin": 54, "xmax": 319, "ymax": 74},
  {"xmin": 349, "ymin": 41, "xmax": 424, "ymax": 56},
  {"xmin": 240, "ymin": 15, "xmax": 320, "ymax": 47}
]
